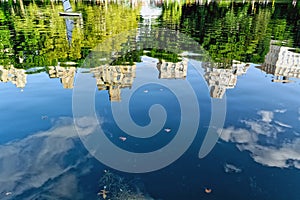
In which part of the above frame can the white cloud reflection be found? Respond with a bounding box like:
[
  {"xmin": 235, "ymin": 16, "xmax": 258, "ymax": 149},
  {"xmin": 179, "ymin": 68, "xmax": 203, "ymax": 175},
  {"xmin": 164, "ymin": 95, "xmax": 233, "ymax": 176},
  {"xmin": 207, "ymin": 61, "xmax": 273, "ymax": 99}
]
[
  {"xmin": 219, "ymin": 110, "xmax": 300, "ymax": 169},
  {"xmin": 224, "ymin": 163, "xmax": 242, "ymax": 173},
  {"xmin": 0, "ymin": 118, "xmax": 92, "ymax": 200},
  {"xmin": 258, "ymin": 110, "xmax": 273, "ymax": 123}
]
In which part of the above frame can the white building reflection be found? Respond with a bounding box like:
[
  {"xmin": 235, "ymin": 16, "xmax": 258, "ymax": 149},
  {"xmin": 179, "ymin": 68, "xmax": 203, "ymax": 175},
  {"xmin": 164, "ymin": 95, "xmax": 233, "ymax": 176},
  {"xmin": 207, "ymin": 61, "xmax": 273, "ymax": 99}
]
[
  {"xmin": 48, "ymin": 65, "xmax": 76, "ymax": 89},
  {"xmin": 90, "ymin": 65, "xmax": 136, "ymax": 101},
  {"xmin": 0, "ymin": 65, "xmax": 27, "ymax": 89},
  {"xmin": 156, "ymin": 60, "xmax": 188, "ymax": 79},
  {"xmin": 259, "ymin": 40, "xmax": 300, "ymax": 83},
  {"xmin": 203, "ymin": 60, "xmax": 250, "ymax": 99}
]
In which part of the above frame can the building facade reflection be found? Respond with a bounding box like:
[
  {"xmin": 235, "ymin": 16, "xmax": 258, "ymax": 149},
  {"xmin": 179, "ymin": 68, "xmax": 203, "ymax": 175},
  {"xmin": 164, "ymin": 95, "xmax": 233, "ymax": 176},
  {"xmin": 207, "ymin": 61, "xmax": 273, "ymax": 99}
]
[
  {"xmin": 0, "ymin": 65, "xmax": 27, "ymax": 89},
  {"xmin": 203, "ymin": 60, "xmax": 250, "ymax": 98},
  {"xmin": 48, "ymin": 66, "xmax": 76, "ymax": 89},
  {"xmin": 260, "ymin": 41, "xmax": 300, "ymax": 83},
  {"xmin": 156, "ymin": 60, "xmax": 188, "ymax": 79},
  {"xmin": 90, "ymin": 65, "xmax": 136, "ymax": 101}
]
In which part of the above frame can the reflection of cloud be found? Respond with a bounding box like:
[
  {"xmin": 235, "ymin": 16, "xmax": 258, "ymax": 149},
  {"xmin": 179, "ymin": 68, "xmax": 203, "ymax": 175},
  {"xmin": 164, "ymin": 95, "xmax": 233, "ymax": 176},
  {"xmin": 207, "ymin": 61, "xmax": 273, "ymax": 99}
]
[
  {"xmin": 258, "ymin": 110, "xmax": 273, "ymax": 123},
  {"xmin": 224, "ymin": 163, "xmax": 242, "ymax": 173},
  {"xmin": 219, "ymin": 127, "xmax": 256, "ymax": 143},
  {"xmin": 0, "ymin": 117, "xmax": 155, "ymax": 199},
  {"xmin": 219, "ymin": 110, "xmax": 300, "ymax": 169},
  {"xmin": 242, "ymin": 120, "xmax": 284, "ymax": 138},
  {"xmin": 237, "ymin": 139, "xmax": 300, "ymax": 169},
  {"xmin": 22, "ymin": 173, "xmax": 84, "ymax": 200},
  {"xmin": 274, "ymin": 120, "xmax": 292, "ymax": 128},
  {"xmin": 0, "ymin": 118, "xmax": 91, "ymax": 200},
  {"xmin": 274, "ymin": 109, "xmax": 287, "ymax": 113}
]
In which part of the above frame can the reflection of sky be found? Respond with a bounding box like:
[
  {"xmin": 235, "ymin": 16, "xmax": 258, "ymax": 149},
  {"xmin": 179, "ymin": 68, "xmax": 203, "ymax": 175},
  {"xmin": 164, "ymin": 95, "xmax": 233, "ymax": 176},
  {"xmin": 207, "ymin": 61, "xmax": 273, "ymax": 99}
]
[
  {"xmin": 0, "ymin": 72, "xmax": 74, "ymax": 144},
  {"xmin": 0, "ymin": 118, "xmax": 92, "ymax": 200},
  {"xmin": 0, "ymin": 59, "xmax": 300, "ymax": 200},
  {"xmin": 220, "ymin": 109, "xmax": 300, "ymax": 169}
]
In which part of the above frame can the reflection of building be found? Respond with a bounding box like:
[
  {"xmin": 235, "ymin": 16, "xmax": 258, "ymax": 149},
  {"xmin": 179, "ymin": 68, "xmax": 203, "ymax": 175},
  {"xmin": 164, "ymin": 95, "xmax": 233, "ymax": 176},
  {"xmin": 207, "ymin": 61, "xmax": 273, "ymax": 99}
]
[
  {"xmin": 0, "ymin": 65, "xmax": 27, "ymax": 88},
  {"xmin": 90, "ymin": 65, "xmax": 136, "ymax": 101},
  {"xmin": 156, "ymin": 60, "xmax": 188, "ymax": 79},
  {"xmin": 48, "ymin": 66, "xmax": 76, "ymax": 89},
  {"xmin": 260, "ymin": 41, "xmax": 300, "ymax": 83},
  {"xmin": 203, "ymin": 60, "xmax": 249, "ymax": 99}
]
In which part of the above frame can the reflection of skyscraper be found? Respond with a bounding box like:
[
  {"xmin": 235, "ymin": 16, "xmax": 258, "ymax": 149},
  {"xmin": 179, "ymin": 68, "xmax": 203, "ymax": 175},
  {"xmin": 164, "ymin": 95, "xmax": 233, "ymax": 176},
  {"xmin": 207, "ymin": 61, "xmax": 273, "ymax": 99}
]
[
  {"xmin": 203, "ymin": 60, "xmax": 249, "ymax": 99},
  {"xmin": 0, "ymin": 65, "xmax": 27, "ymax": 89},
  {"xmin": 90, "ymin": 65, "xmax": 136, "ymax": 101},
  {"xmin": 260, "ymin": 41, "xmax": 300, "ymax": 82},
  {"xmin": 48, "ymin": 66, "xmax": 76, "ymax": 89},
  {"xmin": 156, "ymin": 60, "xmax": 188, "ymax": 79}
]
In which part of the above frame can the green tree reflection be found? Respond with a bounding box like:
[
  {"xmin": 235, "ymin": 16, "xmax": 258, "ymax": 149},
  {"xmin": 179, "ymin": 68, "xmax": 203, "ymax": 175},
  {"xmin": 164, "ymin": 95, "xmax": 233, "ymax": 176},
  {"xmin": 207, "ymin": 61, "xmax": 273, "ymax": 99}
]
[
  {"xmin": 160, "ymin": 0, "xmax": 298, "ymax": 65},
  {"xmin": 0, "ymin": 1, "xmax": 140, "ymax": 69},
  {"xmin": 0, "ymin": 0, "xmax": 299, "ymax": 70}
]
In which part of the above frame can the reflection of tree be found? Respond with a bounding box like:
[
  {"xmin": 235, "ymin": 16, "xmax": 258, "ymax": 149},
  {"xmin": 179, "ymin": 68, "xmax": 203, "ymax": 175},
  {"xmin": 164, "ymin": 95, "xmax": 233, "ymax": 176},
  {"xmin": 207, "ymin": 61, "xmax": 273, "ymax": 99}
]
[
  {"xmin": 88, "ymin": 26, "xmax": 206, "ymax": 68},
  {"xmin": 1, "ymin": 1, "xmax": 299, "ymax": 70},
  {"xmin": 160, "ymin": 1, "xmax": 298, "ymax": 65},
  {"xmin": 188, "ymin": 3, "xmax": 276, "ymax": 64},
  {"xmin": 0, "ymin": 1, "xmax": 141, "ymax": 69},
  {"xmin": 0, "ymin": 5, "xmax": 14, "ymax": 67},
  {"xmin": 160, "ymin": 0, "xmax": 182, "ymax": 29},
  {"xmin": 272, "ymin": 2, "xmax": 300, "ymax": 47}
]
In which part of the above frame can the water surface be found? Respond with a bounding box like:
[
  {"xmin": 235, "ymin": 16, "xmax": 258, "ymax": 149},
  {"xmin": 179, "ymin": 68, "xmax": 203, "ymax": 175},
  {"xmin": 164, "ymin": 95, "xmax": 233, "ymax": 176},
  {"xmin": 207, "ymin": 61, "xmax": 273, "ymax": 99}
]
[{"xmin": 0, "ymin": 1, "xmax": 300, "ymax": 199}]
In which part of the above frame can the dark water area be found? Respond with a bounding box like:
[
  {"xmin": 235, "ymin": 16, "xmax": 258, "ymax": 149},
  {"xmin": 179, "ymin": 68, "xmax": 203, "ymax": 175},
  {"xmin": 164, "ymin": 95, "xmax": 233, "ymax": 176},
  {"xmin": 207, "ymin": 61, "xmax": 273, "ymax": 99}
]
[{"xmin": 0, "ymin": 0, "xmax": 300, "ymax": 200}]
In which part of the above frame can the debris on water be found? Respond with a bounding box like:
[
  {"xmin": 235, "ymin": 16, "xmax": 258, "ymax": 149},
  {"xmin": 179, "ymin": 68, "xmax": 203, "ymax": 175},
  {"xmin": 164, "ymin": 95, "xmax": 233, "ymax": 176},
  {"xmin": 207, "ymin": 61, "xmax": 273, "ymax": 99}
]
[
  {"xmin": 224, "ymin": 163, "xmax": 242, "ymax": 173},
  {"xmin": 143, "ymin": 90, "xmax": 149, "ymax": 93},
  {"xmin": 164, "ymin": 128, "xmax": 171, "ymax": 133},
  {"xmin": 160, "ymin": 88, "xmax": 163, "ymax": 91},
  {"xmin": 119, "ymin": 136, "xmax": 127, "ymax": 141},
  {"xmin": 98, "ymin": 189, "xmax": 109, "ymax": 199},
  {"xmin": 204, "ymin": 188, "xmax": 212, "ymax": 194},
  {"xmin": 98, "ymin": 170, "xmax": 151, "ymax": 200},
  {"xmin": 5, "ymin": 192, "xmax": 12, "ymax": 196}
]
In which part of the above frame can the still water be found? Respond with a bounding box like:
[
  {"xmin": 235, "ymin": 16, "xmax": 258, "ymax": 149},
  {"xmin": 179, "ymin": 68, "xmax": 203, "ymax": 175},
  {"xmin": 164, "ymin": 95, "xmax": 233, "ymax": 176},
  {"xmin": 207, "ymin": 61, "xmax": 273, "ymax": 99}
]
[{"xmin": 1, "ymin": 0, "xmax": 300, "ymax": 199}]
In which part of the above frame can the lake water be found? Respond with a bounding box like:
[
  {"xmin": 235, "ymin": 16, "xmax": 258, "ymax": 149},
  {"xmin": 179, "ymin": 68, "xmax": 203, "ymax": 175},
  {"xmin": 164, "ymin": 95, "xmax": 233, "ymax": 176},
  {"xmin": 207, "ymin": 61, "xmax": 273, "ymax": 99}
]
[{"xmin": 0, "ymin": 0, "xmax": 300, "ymax": 200}]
